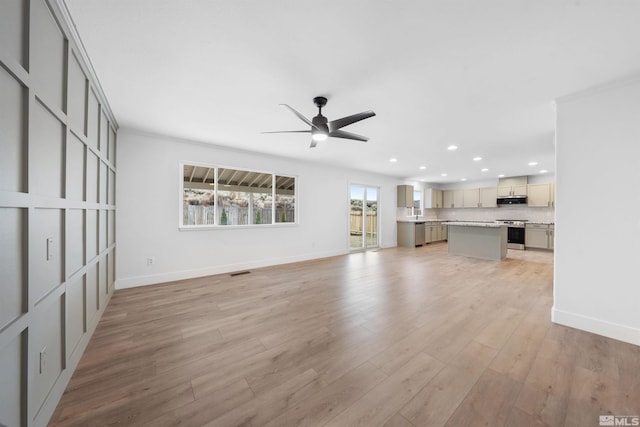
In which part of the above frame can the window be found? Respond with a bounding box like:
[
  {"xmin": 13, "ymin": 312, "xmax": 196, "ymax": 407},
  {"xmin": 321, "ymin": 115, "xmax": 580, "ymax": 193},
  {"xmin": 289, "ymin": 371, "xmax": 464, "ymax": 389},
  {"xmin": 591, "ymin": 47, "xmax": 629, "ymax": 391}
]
[
  {"xmin": 413, "ymin": 190, "xmax": 422, "ymax": 216},
  {"xmin": 181, "ymin": 163, "xmax": 296, "ymax": 228},
  {"xmin": 275, "ymin": 175, "xmax": 295, "ymax": 223},
  {"xmin": 182, "ymin": 165, "xmax": 215, "ymax": 225}
]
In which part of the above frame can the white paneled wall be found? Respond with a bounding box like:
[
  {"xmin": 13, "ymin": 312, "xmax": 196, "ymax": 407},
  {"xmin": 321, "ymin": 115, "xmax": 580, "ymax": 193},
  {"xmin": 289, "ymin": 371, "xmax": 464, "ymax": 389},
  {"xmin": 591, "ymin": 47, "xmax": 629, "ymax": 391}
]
[{"xmin": 0, "ymin": 1, "xmax": 118, "ymax": 426}]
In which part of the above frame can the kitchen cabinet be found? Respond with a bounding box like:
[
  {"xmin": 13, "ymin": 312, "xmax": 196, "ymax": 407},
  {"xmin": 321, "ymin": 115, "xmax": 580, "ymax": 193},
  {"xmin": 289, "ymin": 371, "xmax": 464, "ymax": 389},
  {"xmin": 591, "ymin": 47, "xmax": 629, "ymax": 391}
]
[
  {"xmin": 443, "ymin": 189, "xmax": 464, "ymax": 208},
  {"xmin": 525, "ymin": 223, "xmax": 554, "ymax": 249},
  {"xmin": 425, "ymin": 222, "xmax": 448, "ymax": 243},
  {"xmin": 498, "ymin": 176, "xmax": 528, "ymax": 197},
  {"xmin": 431, "ymin": 224, "xmax": 442, "ymax": 241},
  {"xmin": 498, "ymin": 184, "xmax": 527, "ymax": 197},
  {"xmin": 430, "ymin": 189, "xmax": 443, "ymax": 208},
  {"xmin": 527, "ymin": 183, "xmax": 554, "ymax": 207},
  {"xmin": 440, "ymin": 223, "xmax": 448, "ymax": 240},
  {"xmin": 479, "ymin": 187, "xmax": 498, "ymax": 208},
  {"xmin": 397, "ymin": 221, "xmax": 425, "ymax": 247},
  {"xmin": 463, "ymin": 189, "xmax": 480, "ymax": 208},
  {"xmin": 424, "ymin": 225, "xmax": 433, "ymax": 243},
  {"xmin": 397, "ymin": 185, "xmax": 414, "ymax": 208}
]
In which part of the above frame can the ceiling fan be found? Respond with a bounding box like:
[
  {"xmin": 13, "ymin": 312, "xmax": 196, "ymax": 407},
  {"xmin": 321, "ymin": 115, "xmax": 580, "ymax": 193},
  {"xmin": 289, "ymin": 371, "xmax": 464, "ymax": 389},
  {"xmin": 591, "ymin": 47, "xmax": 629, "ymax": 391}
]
[{"xmin": 264, "ymin": 96, "xmax": 376, "ymax": 148}]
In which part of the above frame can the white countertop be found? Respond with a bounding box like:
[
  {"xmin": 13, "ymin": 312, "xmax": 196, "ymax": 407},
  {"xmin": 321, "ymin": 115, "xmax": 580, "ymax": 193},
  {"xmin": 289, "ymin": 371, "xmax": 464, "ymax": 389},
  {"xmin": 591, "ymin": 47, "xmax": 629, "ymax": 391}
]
[
  {"xmin": 397, "ymin": 219, "xmax": 446, "ymax": 223},
  {"xmin": 444, "ymin": 221, "xmax": 505, "ymax": 228}
]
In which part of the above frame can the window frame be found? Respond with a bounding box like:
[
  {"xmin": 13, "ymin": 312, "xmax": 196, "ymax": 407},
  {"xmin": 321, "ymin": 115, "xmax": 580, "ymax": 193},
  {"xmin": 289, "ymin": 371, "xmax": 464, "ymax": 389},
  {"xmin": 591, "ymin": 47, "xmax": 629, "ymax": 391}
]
[
  {"xmin": 413, "ymin": 189, "xmax": 423, "ymax": 217},
  {"xmin": 179, "ymin": 161, "xmax": 298, "ymax": 230}
]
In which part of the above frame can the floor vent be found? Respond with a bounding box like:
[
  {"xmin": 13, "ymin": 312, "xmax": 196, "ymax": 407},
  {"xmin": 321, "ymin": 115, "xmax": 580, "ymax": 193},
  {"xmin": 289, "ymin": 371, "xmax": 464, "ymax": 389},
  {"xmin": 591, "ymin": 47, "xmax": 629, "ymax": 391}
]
[{"xmin": 230, "ymin": 270, "xmax": 251, "ymax": 277}]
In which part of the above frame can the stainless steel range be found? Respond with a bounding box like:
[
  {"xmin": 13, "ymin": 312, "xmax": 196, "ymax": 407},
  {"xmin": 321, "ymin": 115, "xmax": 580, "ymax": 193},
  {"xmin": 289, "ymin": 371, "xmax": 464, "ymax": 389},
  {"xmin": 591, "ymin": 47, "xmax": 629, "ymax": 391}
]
[{"xmin": 495, "ymin": 220, "xmax": 527, "ymax": 250}]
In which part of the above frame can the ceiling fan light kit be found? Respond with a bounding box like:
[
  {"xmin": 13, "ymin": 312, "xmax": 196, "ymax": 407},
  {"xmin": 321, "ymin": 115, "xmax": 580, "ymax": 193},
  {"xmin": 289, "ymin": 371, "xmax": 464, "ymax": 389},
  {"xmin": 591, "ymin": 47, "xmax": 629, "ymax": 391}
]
[{"xmin": 264, "ymin": 96, "xmax": 376, "ymax": 148}]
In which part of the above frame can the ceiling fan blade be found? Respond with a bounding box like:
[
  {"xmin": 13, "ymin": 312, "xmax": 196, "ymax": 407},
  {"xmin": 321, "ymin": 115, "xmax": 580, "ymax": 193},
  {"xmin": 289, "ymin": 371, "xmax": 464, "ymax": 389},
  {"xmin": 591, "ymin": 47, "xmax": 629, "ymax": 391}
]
[
  {"xmin": 328, "ymin": 129, "xmax": 369, "ymax": 142},
  {"xmin": 310, "ymin": 139, "xmax": 318, "ymax": 148},
  {"xmin": 328, "ymin": 111, "xmax": 376, "ymax": 132},
  {"xmin": 261, "ymin": 130, "xmax": 311, "ymax": 134},
  {"xmin": 280, "ymin": 104, "xmax": 317, "ymax": 129}
]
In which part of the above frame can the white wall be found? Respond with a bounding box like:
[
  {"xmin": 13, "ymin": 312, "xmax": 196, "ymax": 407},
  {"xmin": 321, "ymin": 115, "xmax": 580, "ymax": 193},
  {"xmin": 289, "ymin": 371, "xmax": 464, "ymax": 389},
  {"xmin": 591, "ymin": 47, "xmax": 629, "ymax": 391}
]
[
  {"xmin": 116, "ymin": 129, "xmax": 400, "ymax": 288},
  {"xmin": 553, "ymin": 76, "xmax": 640, "ymax": 345}
]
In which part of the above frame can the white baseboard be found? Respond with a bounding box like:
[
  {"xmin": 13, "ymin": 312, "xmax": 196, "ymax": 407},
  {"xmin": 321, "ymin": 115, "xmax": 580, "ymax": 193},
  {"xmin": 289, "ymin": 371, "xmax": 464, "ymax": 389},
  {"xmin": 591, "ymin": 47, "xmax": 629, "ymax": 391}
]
[
  {"xmin": 551, "ymin": 306, "xmax": 640, "ymax": 346},
  {"xmin": 115, "ymin": 249, "xmax": 350, "ymax": 289}
]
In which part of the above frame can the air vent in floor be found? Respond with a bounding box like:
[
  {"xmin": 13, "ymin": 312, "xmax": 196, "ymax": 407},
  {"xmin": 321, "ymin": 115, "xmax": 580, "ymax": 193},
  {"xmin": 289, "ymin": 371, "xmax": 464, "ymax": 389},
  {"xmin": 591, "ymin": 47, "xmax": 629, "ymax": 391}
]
[{"xmin": 230, "ymin": 271, "xmax": 251, "ymax": 277}]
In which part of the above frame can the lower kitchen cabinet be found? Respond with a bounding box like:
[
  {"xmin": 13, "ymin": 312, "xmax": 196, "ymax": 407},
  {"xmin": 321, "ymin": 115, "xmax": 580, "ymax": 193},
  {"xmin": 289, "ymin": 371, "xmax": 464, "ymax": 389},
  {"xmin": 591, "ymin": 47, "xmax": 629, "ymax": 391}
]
[
  {"xmin": 399, "ymin": 221, "xmax": 448, "ymax": 247},
  {"xmin": 398, "ymin": 221, "xmax": 425, "ymax": 247},
  {"xmin": 424, "ymin": 224, "xmax": 433, "ymax": 243},
  {"xmin": 525, "ymin": 223, "xmax": 554, "ymax": 249},
  {"xmin": 427, "ymin": 222, "xmax": 448, "ymax": 243}
]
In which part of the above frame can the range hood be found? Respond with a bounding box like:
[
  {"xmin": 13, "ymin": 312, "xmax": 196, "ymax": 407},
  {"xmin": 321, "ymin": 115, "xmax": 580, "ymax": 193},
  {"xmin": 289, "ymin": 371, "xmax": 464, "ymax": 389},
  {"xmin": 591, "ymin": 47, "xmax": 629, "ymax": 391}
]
[{"xmin": 497, "ymin": 196, "xmax": 527, "ymax": 205}]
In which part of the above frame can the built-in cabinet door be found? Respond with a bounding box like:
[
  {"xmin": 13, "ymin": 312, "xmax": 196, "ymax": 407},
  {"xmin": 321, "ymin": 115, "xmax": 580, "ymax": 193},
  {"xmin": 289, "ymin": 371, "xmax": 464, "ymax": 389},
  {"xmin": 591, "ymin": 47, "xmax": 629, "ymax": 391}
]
[
  {"xmin": 441, "ymin": 224, "xmax": 448, "ymax": 240},
  {"xmin": 512, "ymin": 184, "xmax": 528, "ymax": 196},
  {"xmin": 431, "ymin": 224, "xmax": 442, "ymax": 241},
  {"xmin": 463, "ymin": 189, "xmax": 479, "ymax": 208},
  {"xmin": 549, "ymin": 226, "xmax": 554, "ymax": 249},
  {"xmin": 431, "ymin": 189, "xmax": 443, "ymax": 208},
  {"xmin": 525, "ymin": 227, "xmax": 548, "ymax": 248},
  {"xmin": 525, "ymin": 224, "xmax": 552, "ymax": 249},
  {"xmin": 452, "ymin": 190, "xmax": 464, "ymax": 208},
  {"xmin": 443, "ymin": 190, "xmax": 453, "ymax": 208},
  {"xmin": 424, "ymin": 225, "xmax": 433, "ymax": 243},
  {"xmin": 479, "ymin": 187, "xmax": 498, "ymax": 208},
  {"xmin": 497, "ymin": 186, "xmax": 512, "ymax": 197},
  {"xmin": 498, "ymin": 185, "xmax": 527, "ymax": 197},
  {"xmin": 527, "ymin": 183, "xmax": 553, "ymax": 207},
  {"xmin": 397, "ymin": 185, "xmax": 413, "ymax": 208}
]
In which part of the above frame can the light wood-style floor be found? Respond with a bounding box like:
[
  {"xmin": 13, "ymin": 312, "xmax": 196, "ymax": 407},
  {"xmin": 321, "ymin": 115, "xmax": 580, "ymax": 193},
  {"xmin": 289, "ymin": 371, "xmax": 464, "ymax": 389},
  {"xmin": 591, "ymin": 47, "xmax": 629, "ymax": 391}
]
[{"xmin": 49, "ymin": 244, "xmax": 640, "ymax": 426}]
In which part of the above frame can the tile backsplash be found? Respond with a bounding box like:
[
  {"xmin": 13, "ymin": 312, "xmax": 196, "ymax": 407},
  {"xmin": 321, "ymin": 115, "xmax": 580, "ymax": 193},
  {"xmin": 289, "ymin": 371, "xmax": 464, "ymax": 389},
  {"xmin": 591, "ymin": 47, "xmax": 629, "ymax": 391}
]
[{"xmin": 399, "ymin": 206, "xmax": 555, "ymax": 223}]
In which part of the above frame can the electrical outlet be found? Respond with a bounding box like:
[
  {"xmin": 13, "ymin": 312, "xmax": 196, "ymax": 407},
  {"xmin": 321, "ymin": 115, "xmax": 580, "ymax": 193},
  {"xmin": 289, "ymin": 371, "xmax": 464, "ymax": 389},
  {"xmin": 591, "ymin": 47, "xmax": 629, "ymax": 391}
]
[
  {"xmin": 39, "ymin": 347, "xmax": 46, "ymax": 374},
  {"xmin": 146, "ymin": 257, "xmax": 155, "ymax": 266},
  {"xmin": 46, "ymin": 237, "xmax": 54, "ymax": 260}
]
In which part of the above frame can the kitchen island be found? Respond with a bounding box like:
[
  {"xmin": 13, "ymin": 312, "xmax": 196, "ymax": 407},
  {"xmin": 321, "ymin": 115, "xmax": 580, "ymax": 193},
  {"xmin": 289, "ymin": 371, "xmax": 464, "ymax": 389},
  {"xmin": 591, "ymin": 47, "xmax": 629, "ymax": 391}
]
[{"xmin": 445, "ymin": 222, "xmax": 508, "ymax": 261}]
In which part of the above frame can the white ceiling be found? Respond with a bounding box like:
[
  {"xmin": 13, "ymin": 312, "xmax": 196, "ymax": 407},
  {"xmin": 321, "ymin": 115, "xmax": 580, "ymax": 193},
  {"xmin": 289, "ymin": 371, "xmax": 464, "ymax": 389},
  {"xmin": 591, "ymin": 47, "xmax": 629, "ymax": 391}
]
[{"xmin": 64, "ymin": 0, "xmax": 640, "ymax": 183}]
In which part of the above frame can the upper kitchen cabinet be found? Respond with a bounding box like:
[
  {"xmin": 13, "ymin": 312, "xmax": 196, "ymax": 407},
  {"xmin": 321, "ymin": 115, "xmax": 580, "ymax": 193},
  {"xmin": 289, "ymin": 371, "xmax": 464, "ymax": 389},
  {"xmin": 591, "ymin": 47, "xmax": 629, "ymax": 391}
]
[
  {"xmin": 527, "ymin": 183, "xmax": 555, "ymax": 207},
  {"xmin": 397, "ymin": 184, "xmax": 414, "ymax": 208},
  {"xmin": 443, "ymin": 189, "xmax": 464, "ymax": 208},
  {"xmin": 479, "ymin": 187, "xmax": 498, "ymax": 208},
  {"xmin": 498, "ymin": 176, "xmax": 528, "ymax": 197},
  {"xmin": 430, "ymin": 189, "xmax": 443, "ymax": 208},
  {"xmin": 463, "ymin": 188, "xmax": 479, "ymax": 208}
]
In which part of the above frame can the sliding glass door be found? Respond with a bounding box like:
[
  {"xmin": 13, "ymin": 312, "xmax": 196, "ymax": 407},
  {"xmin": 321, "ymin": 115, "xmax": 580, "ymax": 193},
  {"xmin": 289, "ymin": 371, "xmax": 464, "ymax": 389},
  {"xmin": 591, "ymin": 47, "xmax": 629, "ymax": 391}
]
[{"xmin": 349, "ymin": 185, "xmax": 379, "ymax": 250}]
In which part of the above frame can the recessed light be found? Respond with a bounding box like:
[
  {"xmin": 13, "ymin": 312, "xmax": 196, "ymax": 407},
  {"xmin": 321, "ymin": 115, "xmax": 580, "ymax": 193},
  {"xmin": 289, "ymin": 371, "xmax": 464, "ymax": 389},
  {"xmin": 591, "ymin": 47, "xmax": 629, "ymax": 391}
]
[
  {"xmin": 389, "ymin": 158, "xmax": 398, "ymax": 163},
  {"xmin": 461, "ymin": 178, "xmax": 467, "ymax": 181},
  {"xmin": 419, "ymin": 165, "xmax": 426, "ymax": 170},
  {"xmin": 539, "ymin": 169, "xmax": 548, "ymax": 174},
  {"xmin": 420, "ymin": 178, "xmax": 426, "ymax": 182},
  {"xmin": 528, "ymin": 161, "xmax": 538, "ymax": 166},
  {"xmin": 481, "ymin": 168, "xmax": 489, "ymax": 172},
  {"xmin": 473, "ymin": 157, "xmax": 482, "ymax": 161},
  {"xmin": 441, "ymin": 173, "xmax": 447, "ymax": 177},
  {"xmin": 447, "ymin": 145, "xmax": 458, "ymax": 151},
  {"xmin": 498, "ymin": 174, "xmax": 505, "ymax": 178}
]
